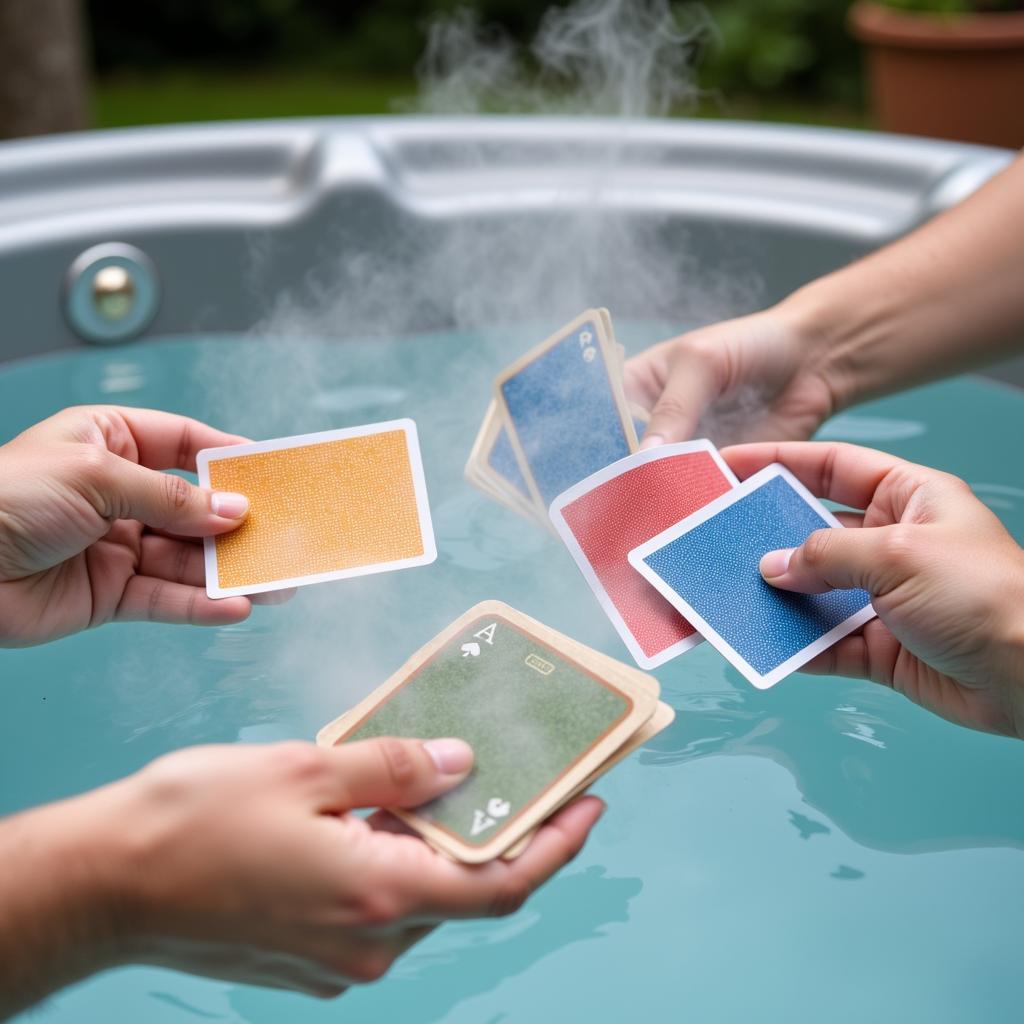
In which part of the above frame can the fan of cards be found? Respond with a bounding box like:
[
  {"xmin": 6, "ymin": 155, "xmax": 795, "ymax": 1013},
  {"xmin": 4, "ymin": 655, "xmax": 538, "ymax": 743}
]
[
  {"xmin": 464, "ymin": 308, "xmax": 647, "ymax": 529},
  {"xmin": 463, "ymin": 308, "xmax": 874, "ymax": 687},
  {"xmin": 318, "ymin": 601, "xmax": 675, "ymax": 864}
]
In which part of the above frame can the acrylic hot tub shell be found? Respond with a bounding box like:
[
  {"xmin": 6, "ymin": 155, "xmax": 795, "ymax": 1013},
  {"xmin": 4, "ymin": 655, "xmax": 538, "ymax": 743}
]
[
  {"xmin": 0, "ymin": 116, "xmax": 1015, "ymax": 365},
  {"xmin": 2, "ymin": 119, "xmax": 1024, "ymax": 1024}
]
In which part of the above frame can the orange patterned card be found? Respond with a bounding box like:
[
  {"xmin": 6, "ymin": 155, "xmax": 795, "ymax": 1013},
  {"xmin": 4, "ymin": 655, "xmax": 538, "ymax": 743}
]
[{"xmin": 197, "ymin": 420, "xmax": 436, "ymax": 598}]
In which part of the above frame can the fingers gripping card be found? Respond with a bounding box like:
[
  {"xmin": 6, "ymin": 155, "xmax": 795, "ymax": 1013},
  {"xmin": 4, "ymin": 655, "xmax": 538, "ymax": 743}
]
[
  {"xmin": 198, "ymin": 420, "xmax": 436, "ymax": 598},
  {"xmin": 628, "ymin": 466, "xmax": 876, "ymax": 689},
  {"xmin": 496, "ymin": 309, "xmax": 638, "ymax": 509},
  {"xmin": 550, "ymin": 442, "xmax": 738, "ymax": 669},
  {"xmin": 317, "ymin": 601, "xmax": 658, "ymax": 863}
]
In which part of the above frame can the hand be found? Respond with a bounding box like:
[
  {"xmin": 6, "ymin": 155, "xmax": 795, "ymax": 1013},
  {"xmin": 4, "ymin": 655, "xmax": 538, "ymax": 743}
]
[
  {"xmin": 624, "ymin": 305, "xmax": 838, "ymax": 448},
  {"xmin": 0, "ymin": 738, "xmax": 603, "ymax": 1012},
  {"xmin": 725, "ymin": 441, "xmax": 1024, "ymax": 738},
  {"xmin": 0, "ymin": 405, "xmax": 259, "ymax": 646},
  {"xmin": 627, "ymin": 153, "xmax": 1024, "ymax": 448}
]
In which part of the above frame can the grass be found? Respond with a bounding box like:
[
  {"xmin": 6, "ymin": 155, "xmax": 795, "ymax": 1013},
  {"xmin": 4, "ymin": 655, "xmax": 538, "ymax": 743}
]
[
  {"xmin": 92, "ymin": 72, "xmax": 419, "ymax": 127},
  {"xmin": 92, "ymin": 70, "xmax": 871, "ymax": 131}
]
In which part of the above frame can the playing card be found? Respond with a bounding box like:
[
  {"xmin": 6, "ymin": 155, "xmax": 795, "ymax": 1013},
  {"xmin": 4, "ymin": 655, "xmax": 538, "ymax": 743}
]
[
  {"xmin": 501, "ymin": 698, "xmax": 675, "ymax": 859},
  {"xmin": 550, "ymin": 442, "xmax": 738, "ymax": 669},
  {"xmin": 317, "ymin": 601, "xmax": 658, "ymax": 863},
  {"xmin": 495, "ymin": 309, "xmax": 638, "ymax": 510},
  {"xmin": 464, "ymin": 400, "xmax": 547, "ymax": 525},
  {"xmin": 628, "ymin": 465, "xmax": 876, "ymax": 689},
  {"xmin": 198, "ymin": 419, "xmax": 436, "ymax": 598},
  {"xmin": 630, "ymin": 402, "xmax": 650, "ymax": 441}
]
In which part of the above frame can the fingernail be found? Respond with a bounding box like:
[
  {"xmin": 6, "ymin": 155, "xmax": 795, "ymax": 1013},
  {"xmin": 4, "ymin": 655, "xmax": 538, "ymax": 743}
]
[
  {"xmin": 639, "ymin": 434, "xmax": 665, "ymax": 451},
  {"xmin": 760, "ymin": 548, "xmax": 794, "ymax": 580},
  {"xmin": 424, "ymin": 738, "xmax": 474, "ymax": 775},
  {"xmin": 211, "ymin": 491, "xmax": 249, "ymax": 519}
]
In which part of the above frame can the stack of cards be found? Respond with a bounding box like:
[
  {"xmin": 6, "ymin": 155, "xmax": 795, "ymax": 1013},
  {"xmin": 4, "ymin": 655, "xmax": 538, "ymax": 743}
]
[
  {"xmin": 317, "ymin": 601, "xmax": 675, "ymax": 864},
  {"xmin": 198, "ymin": 419, "xmax": 436, "ymax": 598},
  {"xmin": 465, "ymin": 309, "xmax": 640, "ymax": 527},
  {"xmin": 549, "ymin": 438, "xmax": 876, "ymax": 688},
  {"xmin": 464, "ymin": 401, "xmax": 549, "ymax": 528}
]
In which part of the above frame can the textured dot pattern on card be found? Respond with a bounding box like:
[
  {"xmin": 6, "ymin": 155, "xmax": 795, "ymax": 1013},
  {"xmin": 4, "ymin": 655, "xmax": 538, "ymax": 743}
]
[
  {"xmin": 489, "ymin": 424, "xmax": 531, "ymax": 500},
  {"xmin": 207, "ymin": 430, "xmax": 424, "ymax": 588},
  {"xmin": 561, "ymin": 451, "xmax": 734, "ymax": 659},
  {"xmin": 500, "ymin": 318, "xmax": 633, "ymax": 505},
  {"xmin": 344, "ymin": 614, "xmax": 631, "ymax": 847},
  {"xmin": 641, "ymin": 473, "xmax": 872, "ymax": 676}
]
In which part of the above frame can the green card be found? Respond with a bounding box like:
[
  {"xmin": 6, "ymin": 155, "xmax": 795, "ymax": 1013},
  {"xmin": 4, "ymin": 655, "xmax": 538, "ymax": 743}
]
[{"xmin": 319, "ymin": 601, "xmax": 658, "ymax": 862}]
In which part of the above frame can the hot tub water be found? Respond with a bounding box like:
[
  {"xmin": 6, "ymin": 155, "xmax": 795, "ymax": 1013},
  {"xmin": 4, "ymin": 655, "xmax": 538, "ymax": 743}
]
[{"xmin": 3, "ymin": 327, "xmax": 1024, "ymax": 1024}]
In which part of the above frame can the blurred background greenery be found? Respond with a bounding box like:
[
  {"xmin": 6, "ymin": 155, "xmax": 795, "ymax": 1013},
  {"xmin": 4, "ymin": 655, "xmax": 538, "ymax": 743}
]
[{"xmin": 85, "ymin": 0, "xmax": 870, "ymax": 130}]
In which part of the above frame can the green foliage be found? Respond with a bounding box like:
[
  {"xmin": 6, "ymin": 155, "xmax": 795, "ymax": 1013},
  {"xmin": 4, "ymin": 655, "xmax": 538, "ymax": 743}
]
[
  {"xmin": 698, "ymin": 0, "xmax": 861, "ymax": 103},
  {"xmin": 878, "ymin": 0, "xmax": 1022, "ymax": 11},
  {"xmin": 86, "ymin": 0, "xmax": 869, "ymax": 107}
]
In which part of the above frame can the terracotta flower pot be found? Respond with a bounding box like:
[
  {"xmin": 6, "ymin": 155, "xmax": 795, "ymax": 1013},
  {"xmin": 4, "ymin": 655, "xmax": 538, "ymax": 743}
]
[{"xmin": 848, "ymin": 1, "xmax": 1024, "ymax": 148}]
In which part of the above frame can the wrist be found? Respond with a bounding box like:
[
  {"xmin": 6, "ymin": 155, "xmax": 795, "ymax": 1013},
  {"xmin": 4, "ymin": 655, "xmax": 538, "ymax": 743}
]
[
  {"xmin": 773, "ymin": 271, "xmax": 897, "ymax": 415},
  {"xmin": 43, "ymin": 783, "xmax": 142, "ymax": 967},
  {"xmin": 0, "ymin": 784, "xmax": 138, "ymax": 1016}
]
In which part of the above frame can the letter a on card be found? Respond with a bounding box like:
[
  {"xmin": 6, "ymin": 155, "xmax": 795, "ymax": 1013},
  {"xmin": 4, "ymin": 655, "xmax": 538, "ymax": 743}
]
[{"xmin": 474, "ymin": 622, "xmax": 497, "ymax": 645}]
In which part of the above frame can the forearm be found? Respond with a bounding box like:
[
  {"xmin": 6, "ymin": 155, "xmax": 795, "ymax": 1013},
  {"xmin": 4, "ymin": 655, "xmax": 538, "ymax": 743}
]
[
  {"xmin": 0, "ymin": 790, "xmax": 128, "ymax": 1019},
  {"xmin": 781, "ymin": 152, "xmax": 1024, "ymax": 410}
]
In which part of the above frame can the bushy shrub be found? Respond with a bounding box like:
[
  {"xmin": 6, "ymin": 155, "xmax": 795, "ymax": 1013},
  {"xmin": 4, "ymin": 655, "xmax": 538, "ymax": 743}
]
[{"xmin": 87, "ymin": 0, "xmax": 867, "ymax": 105}]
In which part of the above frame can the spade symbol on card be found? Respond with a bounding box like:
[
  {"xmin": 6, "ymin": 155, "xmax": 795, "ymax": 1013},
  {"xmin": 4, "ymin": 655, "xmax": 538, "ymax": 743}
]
[
  {"xmin": 486, "ymin": 797, "xmax": 511, "ymax": 818},
  {"xmin": 461, "ymin": 642, "xmax": 481, "ymax": 658}
]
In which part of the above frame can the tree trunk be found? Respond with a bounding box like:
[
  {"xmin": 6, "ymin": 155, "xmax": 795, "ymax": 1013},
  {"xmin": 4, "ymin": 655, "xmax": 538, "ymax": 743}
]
[{"xmin": 0, "ymin": 0, "xmax": 91, "ymax": 140}]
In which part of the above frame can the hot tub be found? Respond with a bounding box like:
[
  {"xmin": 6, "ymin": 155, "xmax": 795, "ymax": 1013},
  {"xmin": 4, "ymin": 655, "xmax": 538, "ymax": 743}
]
[{"xmin": 2, "ymin": 118, "xmax": 1023, "ymax": 1023}]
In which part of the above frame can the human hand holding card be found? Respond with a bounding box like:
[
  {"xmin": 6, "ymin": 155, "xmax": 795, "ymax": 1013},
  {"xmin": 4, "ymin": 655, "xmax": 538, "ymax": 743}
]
[
  {"xmin": 629, "ymin": 465, "xmax": 876, "ymax": 689},
  {"xmin": 198, "ymin": 419, "xmax": 435, "ymax": 598},
  {"xmin": 317, "ymin": 601, "xmax": 673, "ymax": 863}
]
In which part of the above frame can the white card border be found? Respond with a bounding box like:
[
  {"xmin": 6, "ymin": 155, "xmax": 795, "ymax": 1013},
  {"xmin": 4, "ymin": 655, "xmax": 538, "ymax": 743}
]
[
  {"xmin": 549, "ymin": 440, "xmax": 739, "ymax": 669},
  {"xmin": 197, "ymin": 418, "xmax": 437, "ymax": 599},
  {"xmin": 627, "ymin": 464, "xmax": 876, "ymax": 688}
]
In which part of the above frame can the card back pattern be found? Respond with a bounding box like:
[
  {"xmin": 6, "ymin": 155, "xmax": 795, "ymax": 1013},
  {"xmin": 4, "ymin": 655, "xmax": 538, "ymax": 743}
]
[
  {"xmin": 639, "ymin": 473, "xmax": 872, "ymax": 675},
  {"xmin": 500, "ymin": 317, "xmax": 633, "ymax": 506},
  {"xmin": 207, "ymin": 429, "xmax": 424, "ymax": 588},
  {"xmin": 559, "ymin": 451, "xmax": 733, "ymax": 660},
  {"xmin": 343, "ymin": 614, "xmax": 632, "ymax": 847}
]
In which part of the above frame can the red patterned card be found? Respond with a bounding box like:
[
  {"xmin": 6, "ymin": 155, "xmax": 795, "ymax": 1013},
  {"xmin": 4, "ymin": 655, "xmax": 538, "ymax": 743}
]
[{"xmin": 550, "ymin": 442, "xmax": 737, "ymax": 668}]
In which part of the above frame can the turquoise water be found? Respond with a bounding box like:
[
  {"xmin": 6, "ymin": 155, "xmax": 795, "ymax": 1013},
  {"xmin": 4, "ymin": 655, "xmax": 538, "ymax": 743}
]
[{"xmin": 3, "ymin": 329, "xmax": 1024, "ymax": 1023}]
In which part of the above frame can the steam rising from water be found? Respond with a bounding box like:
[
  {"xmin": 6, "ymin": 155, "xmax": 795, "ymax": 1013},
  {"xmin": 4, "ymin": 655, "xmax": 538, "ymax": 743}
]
[
  {"xmin": 415, "ymin": 0, "xmax": 709, "ymax": 117},
  {"xmin": 226, "ymin": 0, "xmax": 757, "ymax": 363},
  {"xmin": 196, "ymin": 0, "xmax": 764, "ymax": 721}
]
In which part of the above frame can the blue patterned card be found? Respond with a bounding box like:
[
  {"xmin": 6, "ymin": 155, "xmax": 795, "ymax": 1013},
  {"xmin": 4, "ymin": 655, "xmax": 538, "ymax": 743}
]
[
  {"xmin": 497, "ymin": 311, "xmax": 637, "ymax": 509},
  {"xmin": 489, "ymin": 423, "xmax": 532, "ymax": 501},
  {"xmin": 628, "ymin": 465, "xmax": 875, "ymax": 689}
]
